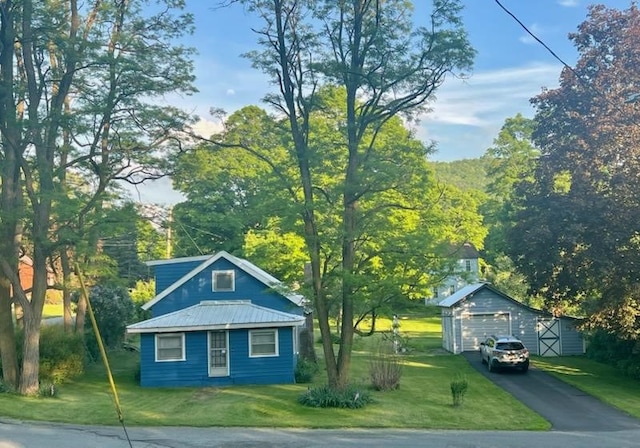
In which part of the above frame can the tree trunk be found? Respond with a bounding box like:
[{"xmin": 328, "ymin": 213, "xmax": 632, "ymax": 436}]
[
  {"xmin": 299, "ymin": 311, "xmax": 317, "ymax": 363},
  {"xmin": 18, "ymin": 246, "xmax": 48, "ymax": 394},
  {"xmin": 60, "ymin": 249, "xmax": 73, "ymax": 332},
  {"xmin": 0, "ymin": 283, "xmax": 18, "ymax": 388},
  {"xmin": 18, "ymin": 312, "xmax": 40, "ymax": 395}
]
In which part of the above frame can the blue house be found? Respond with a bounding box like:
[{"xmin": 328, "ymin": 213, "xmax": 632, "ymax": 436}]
[{"xmin": 126, "ymin": 251, "xmax": 306, "ymax": 387}]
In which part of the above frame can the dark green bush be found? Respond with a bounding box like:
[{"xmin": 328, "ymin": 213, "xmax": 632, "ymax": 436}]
[
  {"xmin": 86, "ymin": 284, "xmax": 135, "ymax": 349},
  {"xmin": 586, "ymin": 330, "xmax": 640, "ymax": 380},
  {"xmin": 295, "ymin": 357, "xmax": 319, "ymax": 384},
  {"xmin": 298, "ymin": 384, "xmax": 373, "ymax": 409},
  {"xmin": 0, "ymin": 379, "xmax": 10, "ymax": 393}
]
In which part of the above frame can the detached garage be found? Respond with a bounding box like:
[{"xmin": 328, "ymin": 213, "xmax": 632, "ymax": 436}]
[{"xmin": 439, "ymin": 283, "xmax": 585, "ymax": 356}]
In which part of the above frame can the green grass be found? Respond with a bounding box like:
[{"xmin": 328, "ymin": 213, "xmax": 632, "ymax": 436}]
[
  {"xmin": 0, "ymin": 315, "xmax": 550, "ymax": 429},
  {"xmin": 535, "ymin": 356, "xmax": 640, "ymax": 418},
  {"xmin": 42, "ymin": 303, "xmax": 64, "ymax": 318}
]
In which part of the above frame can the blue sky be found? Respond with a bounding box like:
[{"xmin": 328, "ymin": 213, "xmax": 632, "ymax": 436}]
[{"xmin": 132, "ymin": 0, "xmax": 633, "ymax": 204}]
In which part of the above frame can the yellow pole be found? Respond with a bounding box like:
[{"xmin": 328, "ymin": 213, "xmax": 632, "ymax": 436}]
[{"xmin": 75, "ymin": 263, "xmax": 125, "ymax": 422}]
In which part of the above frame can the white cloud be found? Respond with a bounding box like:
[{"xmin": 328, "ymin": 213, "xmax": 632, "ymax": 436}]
[
  {"xmin": 191, "ymin": 118, "xmax": 224, "ymax": 138},
  {"xmin": 419, "ymin": 63, "xmax": 562, "ymax": 160},
  {"xmin": 423, "ymin": 64, "xmax": 561, "ymax": 127},
  {"xmin": 558, "ymin": 0, "xmax": 579, "ymax": 7},
  {"xmin": 226, "ymin": 88, "xmax": 236, "ymax": 96},
  {"xmin": 125, "ymin": 177, "xmax": 186, "ymax": 206}
]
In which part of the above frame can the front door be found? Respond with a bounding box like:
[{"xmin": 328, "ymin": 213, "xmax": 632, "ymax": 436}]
[
  {"xmin": 209, "ymin": 331, "xmax": 229, "ymax": 376},
  {"xmin": 538, "ymin": 318, "xmax": 561, "ymax": 356}
]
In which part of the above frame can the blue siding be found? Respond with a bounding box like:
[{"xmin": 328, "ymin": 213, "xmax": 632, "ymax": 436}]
[
  {"xmin": 151, "ymin": 258, "xmax": 302, "ymax": 317},
  {"xmin": 140, "ymin": 328, "xmax": 296, "ymax": 387},
  {"xmin": 154, "ymin": 261, "xmax": 206, "ymax": 295}
]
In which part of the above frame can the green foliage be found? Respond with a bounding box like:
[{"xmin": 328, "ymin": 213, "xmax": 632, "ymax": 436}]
[
  {"xmin": 294, "ymin": 357, "xmax": 319, "ymax": 384},
  {"xmin": 481, "ymin": 113, "xmax": 538, "ymax": 265},
  {"xmin": 506, "ymin": 5, "xmax": 640, "ymax": 333},
  {"xmin": 369, "ymin": 348, "xmax": 403, "ymax": 391},
  {"xmin": 129, "ymin": 279, "xmax": 155, "ymax": 322},
  {"xmin": 298, "ymin": 384, "xmax": 373, "ymax": 409},
  {"xmin": 87, "ymin": 284, "xmax": 135, "ymax": 349},
  {"xmin": 244, "ymin": 221, "xmax": 308, "ymax": 284},
  {"xmin": 17, "ymin": 326, "xmax": 85, "ymax": 385},
  {"xmin": 0, "ymin": 380, "xmax": 11, "ymax": 394},
  {"xmin": 450, "ymin": 374, "xmax": 469, "ymax": 407},
  {"xmin": 38, "ymin": 382, "xmax": 58, "ymax": 398},
  {"xmin": 586, "ymin": 330, "xmax": 640, "ymax": 380},
  {"xmin": 431, "ymin": 158, "xmax": 491, "ymax": 192}
]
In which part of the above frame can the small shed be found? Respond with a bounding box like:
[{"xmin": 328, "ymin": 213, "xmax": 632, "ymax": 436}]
[{"xmin": 438, "ymin": 283, "xmax": 585, "ymax": 356}]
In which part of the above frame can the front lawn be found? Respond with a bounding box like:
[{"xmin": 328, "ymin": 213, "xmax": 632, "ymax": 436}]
[
  {"xmin": 535, "ymin": 356, "xmax": 640, "ymax": 419},
  {"xmin": 0, "ymin": 315, "xmax": 549, "ymax": 429}
]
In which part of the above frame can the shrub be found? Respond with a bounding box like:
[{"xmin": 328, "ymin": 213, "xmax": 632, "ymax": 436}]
[
  {"xmin": 38, "ymin": 382, "xmax": 57, "ymax": 398},
  {"xmin": 295, "ymin": 357, "xmax": 319, "ymax": 384},
  {"xmin": 16, "ymin": 325, "xmax": 85, "ymax": 384},
  {"xmin": 86, "ymin": 284, "xmax": 135, "ymax": 349},
  {"xmin": 0, "ymin": 379, "xmax": 11, "ymax": 394},
  {"xmin": 298, "ymin": 384, "xmax": 373, "ymax": 409},
  {"xmin": 450, "ymin": 374, "xmax": 468, "ymax": 407},
  {"xmin": 369, "ymin": 349, "xmax": 402, "ymax": 391}
]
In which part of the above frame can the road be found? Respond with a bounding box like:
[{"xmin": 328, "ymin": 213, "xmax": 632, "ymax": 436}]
[
  {"xmin": 2, "ymin": 418, "xmax": 640, "ymax": 448},
  {"xmin": 462, "ymin": 351, "xmax": 640, "ymax": 431}
]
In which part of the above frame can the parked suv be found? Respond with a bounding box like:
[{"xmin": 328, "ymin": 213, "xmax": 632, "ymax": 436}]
[{"xmin": 480, "ymin": 335, "xmax": 529, "ymax": 372}]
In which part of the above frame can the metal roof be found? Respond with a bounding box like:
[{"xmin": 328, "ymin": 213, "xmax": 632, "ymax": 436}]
[
  {"xmin": 142, "ymin": 251, "xmax": 305, "ymax": 310},
  {"xmin": 437, "ymin": 283, "xmax": 488, "ymax": 308},
  {"xmin": 127, "ymin": 300, "xmax": 305, "ymax": 334}
]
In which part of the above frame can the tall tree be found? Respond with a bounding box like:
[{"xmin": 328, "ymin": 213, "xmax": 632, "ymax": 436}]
[
  {"xmin": 479, "ymin": 114, "xmax": 538, "ymax": 297},
  {"xmin": 506, "ymin": 5, "xmax": 640, "ymax": 336},
  {"xmin": 235, "ymin": 0, "xmax": 474, "ymax": 389},
  {"xmin": 0, "ymin": 0, "xmax": 195, "ymax": 394}
]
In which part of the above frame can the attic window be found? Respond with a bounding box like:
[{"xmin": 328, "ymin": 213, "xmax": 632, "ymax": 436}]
[{"xmin": 213, "ymin": 270, "xmax": 235, "ymax": 292}]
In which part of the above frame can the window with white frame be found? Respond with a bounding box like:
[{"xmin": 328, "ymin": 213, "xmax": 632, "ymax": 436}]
[
  {"xmin": 465, "ymin": 259, "xmax": 472, "ymax": 272},
  {"xmin": 155, "ymin": 333, "xmax": 185, "ymax": 361},
  {"xmin": 249, "ymin": 329, "xmax": 278, "ymax": 357},
  {"xmin": 212, "ymin": 270, "xmax": 235, "ymax": 292}
]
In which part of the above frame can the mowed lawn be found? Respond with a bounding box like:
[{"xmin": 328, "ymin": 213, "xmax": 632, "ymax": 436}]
[
  {"xmin": 0, "ymin": 313, "xmax": 549, "ymax": 429},
  {"xmin": 534, "ymin": 356, "xmax": 640, "ymax": 419}
]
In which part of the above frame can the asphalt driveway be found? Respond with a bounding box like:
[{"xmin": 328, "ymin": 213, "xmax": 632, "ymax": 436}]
[{"xmin": 463, "ymin": 351, "xmax": 640, "ymax": 431}]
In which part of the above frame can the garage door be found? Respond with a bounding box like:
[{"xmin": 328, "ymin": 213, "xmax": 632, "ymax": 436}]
[{"xmin": 462, "ymin": 313, "xmax": 510, "ymax": 351}]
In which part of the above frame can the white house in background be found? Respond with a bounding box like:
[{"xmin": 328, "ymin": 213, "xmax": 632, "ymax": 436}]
[{"xmin": 425, "ymin": 242, "xmax": 481, "ymax": 305}]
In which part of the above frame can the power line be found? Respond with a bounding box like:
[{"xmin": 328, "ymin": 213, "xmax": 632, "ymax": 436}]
[{"xmin": 493, "ymin": 0, "xmax": 640, "ymax": 126}]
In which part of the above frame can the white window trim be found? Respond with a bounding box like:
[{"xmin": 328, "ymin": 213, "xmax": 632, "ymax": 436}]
[
  {"xmin": 249, "ymin": 329, "xmax": 279, "ymax": 358},
  {"xmin": 155, "ymin": 333, "xmax": 186, "ymax": 362},
  {"xmin": 212, "ymin": 270, "xmax": 235, "ymax": 292}
]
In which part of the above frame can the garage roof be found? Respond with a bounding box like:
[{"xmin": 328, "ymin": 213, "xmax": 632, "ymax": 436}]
[
  {"xmin": 437, "ymin": 283, "xmax": 582, "ymax": 320},
  {"xmin": 437, "ymin": 283, "xmax": 488, "ymax": 308}
]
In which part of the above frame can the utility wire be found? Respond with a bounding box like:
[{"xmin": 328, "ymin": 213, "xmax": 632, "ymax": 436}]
[
  {"xmin": 493, "ymin": 0, "xmax": 640, "ymax": 125},
  {"xmin": 494, "ymin": 0, "xmax": 575, "ymax": 73}
]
